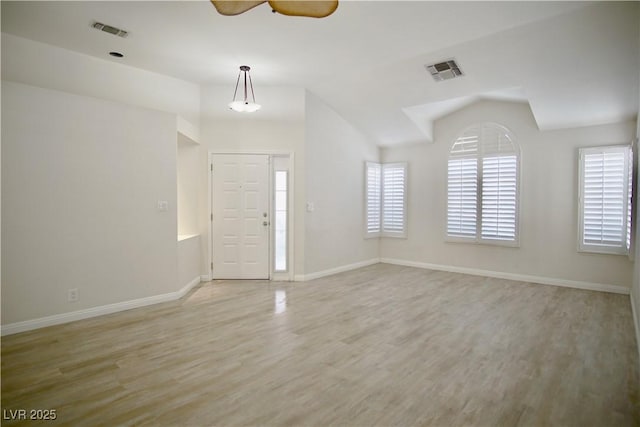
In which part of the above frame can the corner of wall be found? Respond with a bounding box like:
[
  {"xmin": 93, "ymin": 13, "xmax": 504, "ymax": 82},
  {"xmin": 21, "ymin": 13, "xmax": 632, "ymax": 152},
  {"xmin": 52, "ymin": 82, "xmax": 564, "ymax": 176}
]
[
  {"xmin": 177, "ymin": 116, "xmax": 201, "ymax": 144},
  {"xmin": 631, "ymin": 14, "xmax": 640, "ymax": 367},
  {"xmin": 303, "ymin": 91, "xmax": 380, "ymax": 276}
]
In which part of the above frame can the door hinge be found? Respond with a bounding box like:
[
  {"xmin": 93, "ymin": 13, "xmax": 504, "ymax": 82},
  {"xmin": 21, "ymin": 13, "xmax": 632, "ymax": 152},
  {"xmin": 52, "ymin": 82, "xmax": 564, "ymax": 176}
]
[
  {"xmin": 210, "ymin": 164, "xmax": 213, "ymax": 172},
  {"xmin": 211, "ymin": 262, "xmax": 213, "ymax": 270},
  {"xmin": 211, "ymin": 213, "xmax": 213, "ymax": 221}
]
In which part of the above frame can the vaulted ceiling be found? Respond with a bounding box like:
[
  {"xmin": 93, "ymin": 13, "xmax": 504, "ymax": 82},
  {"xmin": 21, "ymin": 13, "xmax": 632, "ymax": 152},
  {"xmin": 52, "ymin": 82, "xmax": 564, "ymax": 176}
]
[{"xmin": 2, "ymin": 1, "xmax": 638, "ymax": 146}]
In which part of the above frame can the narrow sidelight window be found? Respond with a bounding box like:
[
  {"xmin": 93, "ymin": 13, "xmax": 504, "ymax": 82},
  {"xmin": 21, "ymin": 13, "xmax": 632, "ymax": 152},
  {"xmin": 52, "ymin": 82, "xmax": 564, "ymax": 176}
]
[{"xmin": 274, "ymin": 170, "xmax": 288, "ymax": 271}]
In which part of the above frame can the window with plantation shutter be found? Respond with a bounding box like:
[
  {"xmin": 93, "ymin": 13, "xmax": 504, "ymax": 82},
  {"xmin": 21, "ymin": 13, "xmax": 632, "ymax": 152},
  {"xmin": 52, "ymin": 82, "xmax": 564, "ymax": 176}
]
[
  {"xmin": 365, "ymin": 162, "xmax": 407, "ymax": 238},
  {"xmin": 366, "ymin": 162, "xmax": 381, "ymax": 237},
  {"xmin": 578, "ymin": 145, "xmax": 633, "ymax": 255},
  {"xmin": 446, "ymin": 123, "xmax": 520, "ymax": 246},
  {"xmin": 382, "ymin": 163, "xmax": 407, "ymax": 237}
]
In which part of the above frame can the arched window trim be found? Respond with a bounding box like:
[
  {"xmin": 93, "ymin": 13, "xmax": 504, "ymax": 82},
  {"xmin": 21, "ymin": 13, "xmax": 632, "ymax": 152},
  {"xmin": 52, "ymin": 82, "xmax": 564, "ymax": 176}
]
[{"xmin": 446, "ymin": 122, "xmax": 521, "ymax": 247}]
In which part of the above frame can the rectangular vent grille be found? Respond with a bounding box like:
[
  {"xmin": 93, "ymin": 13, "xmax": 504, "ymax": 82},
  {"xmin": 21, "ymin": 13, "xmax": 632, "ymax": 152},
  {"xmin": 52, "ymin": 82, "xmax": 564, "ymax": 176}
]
[
  {"xmin": 91, "ymin": 22, "xmax": 128, "ymax": 38},
  {"xmin": 426, "ymin": 59, "xmax": 463, "ymax": 82}
]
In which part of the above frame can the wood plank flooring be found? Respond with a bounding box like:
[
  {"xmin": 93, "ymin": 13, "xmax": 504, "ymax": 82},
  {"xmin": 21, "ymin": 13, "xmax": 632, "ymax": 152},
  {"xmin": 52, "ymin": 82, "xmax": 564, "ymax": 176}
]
[{"xmin": 2, "ymin": 263, "xmax": 639, "ymax": 426}]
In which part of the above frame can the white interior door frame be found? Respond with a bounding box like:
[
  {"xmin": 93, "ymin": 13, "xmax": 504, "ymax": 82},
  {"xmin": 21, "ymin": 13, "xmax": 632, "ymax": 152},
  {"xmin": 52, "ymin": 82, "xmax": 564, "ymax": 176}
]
[{"xmin": 208, "ymin": 150, "xmax": 295, "ymax": 281}]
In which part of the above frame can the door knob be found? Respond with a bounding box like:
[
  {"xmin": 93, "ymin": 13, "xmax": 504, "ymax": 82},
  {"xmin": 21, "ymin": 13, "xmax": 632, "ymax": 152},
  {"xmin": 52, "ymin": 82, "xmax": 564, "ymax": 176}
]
[{"xmin": 263, "ymin": 221, "xmax": 269, "ymax": 226}]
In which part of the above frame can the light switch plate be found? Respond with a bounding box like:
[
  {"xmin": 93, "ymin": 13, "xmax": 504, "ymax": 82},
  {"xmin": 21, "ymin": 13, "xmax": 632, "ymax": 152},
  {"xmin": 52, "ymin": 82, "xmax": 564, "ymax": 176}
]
[
  {"xmin": 306, "ymin": 202, "xmax": 314, "ymax": 212},
  {"xmin": 157, "ymin": 200, "xmax": 168, "ymax": 212}
]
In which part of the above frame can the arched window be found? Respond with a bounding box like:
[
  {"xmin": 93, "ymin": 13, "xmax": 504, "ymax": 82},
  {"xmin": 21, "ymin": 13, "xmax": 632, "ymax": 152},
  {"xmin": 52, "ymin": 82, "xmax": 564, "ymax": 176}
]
[{"xmin": 447, "ymin": 123, "xmax": 520, "ymax": 245}]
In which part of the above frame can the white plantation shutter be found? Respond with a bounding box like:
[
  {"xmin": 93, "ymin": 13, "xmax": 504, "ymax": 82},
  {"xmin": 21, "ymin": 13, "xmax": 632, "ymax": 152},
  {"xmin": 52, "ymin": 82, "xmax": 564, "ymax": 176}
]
[
  {"xmin": 382, "ymin": 163, "xmax": 407, "ymax": 237},
  {"xmin": 579, "ymin": 146, "xmax": 632, "ymax": 254},
  {"xmin": 446, "ymin": 123, "xmax": 519, "ymax": 245},
  {"xmin": 364, "ymin": 162, "xmax": 407, "ymax": 238},
  {"xmin": 627, "ymin": 149, "xmax": 633, "ymax": 251},
  {"xmin": 447, "ymin": 158, "xmax": 477, "ymax": 237},
  {"xmin": 365, "ymin": 162, "xmax": 381, "ymax": 236},
  {"xmin": 481, "ymin": 155, "xmax": 517, "ymax": 241},
  {"xmin": 447, "ymin": 131, "xmax": 478, "ymax": 238}
]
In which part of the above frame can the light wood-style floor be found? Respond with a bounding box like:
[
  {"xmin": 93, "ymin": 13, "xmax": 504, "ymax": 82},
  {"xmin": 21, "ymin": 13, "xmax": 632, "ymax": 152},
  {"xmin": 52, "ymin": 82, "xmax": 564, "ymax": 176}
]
[{"xmin": 2, "ymin": 264, "xmax": 639, "ymax": 426}]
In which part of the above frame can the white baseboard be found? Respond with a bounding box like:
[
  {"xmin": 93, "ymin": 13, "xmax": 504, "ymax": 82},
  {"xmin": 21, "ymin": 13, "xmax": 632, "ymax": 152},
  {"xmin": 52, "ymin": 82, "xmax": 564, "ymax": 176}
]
[
  {"xmin": 182, "ymin": 276, "xmax": 202, "ymax": 295},
  {"xmin": 380, "ymin": 258, "xmax": 630, "ymax": 295},
  {"xmin": 200, "ymin": 274, "xmax": 211, "ymax": 282},
  {"xmin": 1, "ymin": 276, "xmax": 203, "ymax": 336},
  {"xmin": 298, "ymin": 258, "xmax": 380, "ymax": 282}
]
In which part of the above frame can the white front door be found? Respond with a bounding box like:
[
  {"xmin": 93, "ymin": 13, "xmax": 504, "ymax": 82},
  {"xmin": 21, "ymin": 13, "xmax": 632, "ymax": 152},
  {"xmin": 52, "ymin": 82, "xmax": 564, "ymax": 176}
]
[{"xmin": 212, "ymin": 154, "xmax": 270, "ymax": 279}]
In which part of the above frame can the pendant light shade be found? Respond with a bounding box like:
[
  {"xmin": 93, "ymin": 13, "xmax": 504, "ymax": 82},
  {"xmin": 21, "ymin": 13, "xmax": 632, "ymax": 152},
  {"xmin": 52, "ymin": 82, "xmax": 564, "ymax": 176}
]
[{"xmin": 229, "ymin": 65, "xmax": 261, "ymax": 113}]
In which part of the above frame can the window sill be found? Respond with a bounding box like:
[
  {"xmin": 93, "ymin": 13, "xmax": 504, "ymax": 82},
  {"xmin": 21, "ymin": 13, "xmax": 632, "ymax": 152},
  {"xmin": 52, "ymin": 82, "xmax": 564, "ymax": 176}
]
[
  {"xmin": 445, "ymin": 237, "xmax": 520, "ymax": 248},
  {"xmin": 364, "ymin": 234, "xmax": 407, "ymax": 240},
  {"xmin": 578, "ymin": 246, "xmax": 629, "ymax": 256}
]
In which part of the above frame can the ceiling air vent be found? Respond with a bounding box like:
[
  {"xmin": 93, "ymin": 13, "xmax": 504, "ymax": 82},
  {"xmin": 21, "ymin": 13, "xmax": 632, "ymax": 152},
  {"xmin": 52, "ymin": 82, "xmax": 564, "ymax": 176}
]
[
  {"xmin": 91, "ymin": 21, "xmax": 128, "ymax": 38},
  {"xmin": 425, "ymin": 59, "xmax": 463, "ymax": 82}
]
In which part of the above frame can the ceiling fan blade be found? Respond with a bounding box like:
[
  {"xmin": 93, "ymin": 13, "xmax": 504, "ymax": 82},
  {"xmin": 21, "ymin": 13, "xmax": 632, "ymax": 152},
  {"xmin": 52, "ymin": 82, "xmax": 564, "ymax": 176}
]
[
  {"xmin": 210, "ymin": 1, "xmax": 267, "ymax": 16},
  {"xmin": 268, "ymin": 1, "xmax": 338, "ymax": 18}
]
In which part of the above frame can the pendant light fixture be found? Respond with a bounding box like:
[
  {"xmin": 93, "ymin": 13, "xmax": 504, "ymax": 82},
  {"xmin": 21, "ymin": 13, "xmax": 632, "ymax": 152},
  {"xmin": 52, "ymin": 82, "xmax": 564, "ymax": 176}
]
[{"xmin": 229, "ymin": 65, "xmax": 261, "ymax": 113}]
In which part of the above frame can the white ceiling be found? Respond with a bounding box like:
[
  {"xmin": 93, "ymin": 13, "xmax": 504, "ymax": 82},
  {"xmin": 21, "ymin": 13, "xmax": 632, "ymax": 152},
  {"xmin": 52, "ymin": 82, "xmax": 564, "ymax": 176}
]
[{"xmin": 2, "ymin": 1, "xmax": 638, "ymax": 146}]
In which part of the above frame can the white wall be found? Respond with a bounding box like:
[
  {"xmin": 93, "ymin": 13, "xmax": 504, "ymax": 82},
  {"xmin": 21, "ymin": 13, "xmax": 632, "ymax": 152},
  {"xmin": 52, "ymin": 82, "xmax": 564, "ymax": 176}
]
[
  {"xmin": 178, "ymin": 235, "xmax": 201, "ymax": 290},
  {"xmin": 1, "ymin": 81, "xmax": 179, "ymax": 324},
  {"xmin": 200, "ymin": 85, "xmax": 306, "ymax": 277},
  {"xmin": 177, "ymin": 135, "xmax": 200, "ymax": 237},
  {"xmin": 1, "ymin": 33, "xmax": 200, "ymax": 130},
  {"xmin": 381, "ymin": 100, "xmax": 635, "ymax": 288},
  {"xmin": 304, "ymin": 91, "xmax": 379, "ymax": 275},
  {"xmin": 632, "ymin": 16, "xmax": 640, "ymax": 354}
]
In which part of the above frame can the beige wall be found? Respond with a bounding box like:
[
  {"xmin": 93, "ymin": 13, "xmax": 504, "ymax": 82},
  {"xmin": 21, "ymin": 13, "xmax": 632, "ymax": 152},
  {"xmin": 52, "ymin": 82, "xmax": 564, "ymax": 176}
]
[
  {"xmin": 304, "ymin": 91, "xmax": 380, "ymax": 275},
  {"xmin": 381, "ymin": 100, "xmax": 635, "ymax": 288},
  {"xmin": 1, "ymin": 81, "xmax": 179, "ymax": 324}
]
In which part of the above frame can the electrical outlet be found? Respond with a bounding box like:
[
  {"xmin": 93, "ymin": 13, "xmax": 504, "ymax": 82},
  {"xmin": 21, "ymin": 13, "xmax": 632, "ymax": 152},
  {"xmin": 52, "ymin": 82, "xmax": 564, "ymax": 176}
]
[{"xmin": 68, "ymin": 288, "xmax": 78, "ymax": 303}]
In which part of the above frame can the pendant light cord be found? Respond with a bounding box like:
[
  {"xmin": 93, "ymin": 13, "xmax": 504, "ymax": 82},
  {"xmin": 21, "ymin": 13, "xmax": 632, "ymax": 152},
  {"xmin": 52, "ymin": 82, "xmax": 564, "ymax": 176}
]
[
  {"xmin": 232, "ymin": 71, "xmax": 241, "ymax": 104},
  {"xmin": 243, "ymin": 70, "xmax": 248, "ymax": 103},
  {"xmin": 248, "ymin": 72, "xmax": 256, "ymax": 104}
]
